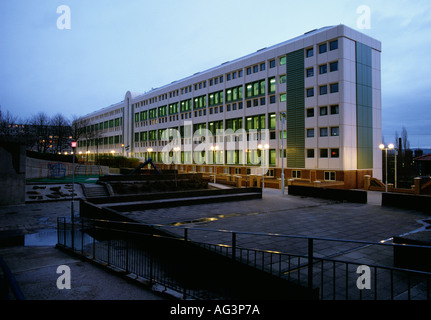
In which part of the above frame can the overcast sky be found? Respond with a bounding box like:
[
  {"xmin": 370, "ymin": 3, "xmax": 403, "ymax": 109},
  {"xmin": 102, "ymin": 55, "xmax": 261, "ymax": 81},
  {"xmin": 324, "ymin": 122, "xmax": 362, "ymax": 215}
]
[{"xmin": 0, "ymin": 0, "xmax": 430, "ymax": 148}]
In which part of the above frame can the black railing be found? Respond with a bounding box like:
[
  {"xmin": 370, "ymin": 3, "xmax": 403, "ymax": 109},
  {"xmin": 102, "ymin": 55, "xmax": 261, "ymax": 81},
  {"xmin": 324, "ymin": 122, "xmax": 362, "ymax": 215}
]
[
  {"xmin": 0, "ymin": 255, "xmax": 25, "ymax": 300},
  {"xmin": 57, "ymin": 217, "xmax": 431, "ymax": 300}
]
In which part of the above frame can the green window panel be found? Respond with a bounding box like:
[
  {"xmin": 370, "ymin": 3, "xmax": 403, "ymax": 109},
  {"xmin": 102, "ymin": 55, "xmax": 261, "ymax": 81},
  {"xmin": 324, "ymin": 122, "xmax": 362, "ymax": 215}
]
[
  {"xmin": 285, "ymin": 49, "xmax": 305, "ymax": 168},
  {"xmin": 356, "ymin": 42, "xmax": 373, "ymax": 169}
]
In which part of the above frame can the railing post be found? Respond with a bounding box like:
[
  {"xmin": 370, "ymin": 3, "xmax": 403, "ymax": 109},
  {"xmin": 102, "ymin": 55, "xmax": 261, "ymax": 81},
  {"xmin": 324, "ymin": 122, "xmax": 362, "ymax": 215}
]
[
  {"xmin": 63, "ymin": 218, "xmax": 67, "ymax": 247},
  {"xmin": 81, "ymin": 218, "xmax": 84, "ymax": 255},
  {"xmin": 308, "ymin": 238, "xmax": 313, "ymax": 290},
  {"xmin": 107, "ymin": 239, "xmax": 111, "ymax": 266},
  {"xmin": 125, "ymin": 233, "xmax": 129, "ymax": 273},
  {"xmin": 232, "ymin": 232, "xmax": 237, "ymax": 261}
]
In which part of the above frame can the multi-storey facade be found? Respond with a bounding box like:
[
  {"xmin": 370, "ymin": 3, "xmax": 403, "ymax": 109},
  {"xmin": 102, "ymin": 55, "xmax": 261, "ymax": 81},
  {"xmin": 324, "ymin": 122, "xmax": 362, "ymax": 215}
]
[{"xmin": 76, "ymin": 25, "xmax": 382, "ymax": 188}]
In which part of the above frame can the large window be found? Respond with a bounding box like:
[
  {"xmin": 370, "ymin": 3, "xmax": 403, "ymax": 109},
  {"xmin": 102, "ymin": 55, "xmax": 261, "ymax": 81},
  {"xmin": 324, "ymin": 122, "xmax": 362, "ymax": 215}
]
[
  {"xmin": 180, "ymin": 99, "xmax": 192, "ymax": 113},
  {"xmin": 158, "ymin": 105, "xmax": 167, "ymax": 117},
  {"xmin": 169, "ymin": 102, "xmax": 178, "ymax": 115},
  {"xmin": 225, "ymin": 86, "xmax": 243, "ymax": 103},
  {"xmin": 193, "ymin": 95, "xmax": 206, "ymax": 110},
  {"xmin": 245, "ymin": 80, "xmax": 266, "ymax": 99},
  {"xmin": 209, "ymin": 91, "xmax": 224, "ymax": 106},
  {"xmin": 149, "ymin": 108, "xmax": 157, "ymax": 119}
]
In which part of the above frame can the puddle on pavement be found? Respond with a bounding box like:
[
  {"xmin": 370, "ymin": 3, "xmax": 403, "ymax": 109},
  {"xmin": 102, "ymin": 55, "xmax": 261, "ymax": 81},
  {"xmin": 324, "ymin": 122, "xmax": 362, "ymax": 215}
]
[{"xmin": 24, "ymin": 229, "xmax": 58, "ymax": 247}]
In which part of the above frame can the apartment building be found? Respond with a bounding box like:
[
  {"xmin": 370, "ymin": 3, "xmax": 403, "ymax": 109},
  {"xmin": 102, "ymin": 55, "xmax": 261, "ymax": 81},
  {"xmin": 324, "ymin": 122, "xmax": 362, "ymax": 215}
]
[{"xmin": 76, "ymin": 24, "xmax": 382, "ymax": 188}]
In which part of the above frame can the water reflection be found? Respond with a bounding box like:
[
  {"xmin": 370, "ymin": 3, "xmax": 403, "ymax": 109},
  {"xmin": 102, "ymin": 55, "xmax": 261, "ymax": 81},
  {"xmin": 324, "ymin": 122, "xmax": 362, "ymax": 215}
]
[{"xmin": 24, "ymin": 229, "xmax": 57, "ymax": 246}]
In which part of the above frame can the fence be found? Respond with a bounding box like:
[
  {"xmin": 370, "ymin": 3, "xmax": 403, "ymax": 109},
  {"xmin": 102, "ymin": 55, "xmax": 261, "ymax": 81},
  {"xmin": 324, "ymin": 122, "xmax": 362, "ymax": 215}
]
[{"xmin": 57, "ymin": 217, "xmax": 431, "ymax": 300}]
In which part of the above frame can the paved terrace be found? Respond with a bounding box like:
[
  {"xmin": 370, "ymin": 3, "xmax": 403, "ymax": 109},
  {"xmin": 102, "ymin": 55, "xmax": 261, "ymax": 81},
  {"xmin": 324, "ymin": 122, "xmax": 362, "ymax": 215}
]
[{"xmin": 1, "ymin": 184, "xmax": 431, "ymax": 300}]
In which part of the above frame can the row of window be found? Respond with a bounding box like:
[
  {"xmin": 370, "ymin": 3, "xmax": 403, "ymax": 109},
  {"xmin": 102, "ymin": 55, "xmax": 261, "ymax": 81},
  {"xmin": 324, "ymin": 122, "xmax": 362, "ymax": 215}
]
[
  {"xmin": 307, "ymin": 127, "xmax": 340, "ymax": 138},
  {"xmin": 306, "ymin": 61, "xmax": 338, "ymax": 77},
  {"xmin": 133, "ymin": 39, "xmax": 340, "ymax": 109},
  {"xmin": 306, "ymin": 105, "xmax": 339, "ymax": 117},
  {"xmin": 306, "ymin": 39, "xmax": 339, "ymax": 58},
  {"xmin": 307, "ymin": 148, "xmax": 340, "ymax": 159},
  {"xmin": 306, "ymin": 83, "xmax": 339, "ymax": 97}
]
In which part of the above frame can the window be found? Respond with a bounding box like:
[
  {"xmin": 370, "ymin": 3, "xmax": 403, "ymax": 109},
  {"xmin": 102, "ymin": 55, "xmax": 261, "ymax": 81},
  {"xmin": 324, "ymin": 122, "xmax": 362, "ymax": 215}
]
[
  {"xmin": 306, "ymin": 108, "xmax": 314, "ymax": 118},
  {"xmin": 269, "ymin": 77, "xmax": 276, "ymax": 93},
  {"xmin": 320, "ymin": 106, "xmax": 328, "ymax": 116},
  {"xmin": 320, "ymin": 149, "xmax": 328, "ymax": 158},
  {"xmin": 269, "ymin": 60, "xmax": 276, "ymax": 68},
  {"xmin": 260, "ymin": 63, "xmax": 265, "ymax": 71},
  {"xmin": 306, "ymin": 48, "xmax": 314, "ymax": 58},
  {"xmin": 306, "ymin": 88, "xmax": 314, "ymax": 97},
  {"xmin": 319, "ymin": 64, "xmax": 327, "ymax": 74},
  {"xmin": 307, "ymin": 149, "xmax": 315, "ymax": 158},
  {"xmin": 330, "ymin": 40, "xmax": 338, "ymax": 51},
  {"xmin": 279, "ymin": 56, "xmax": 286, "ymax": 65},
  {"xmin": 330, "ymin": 83, "xmax": 339, "ymax": 93},
  {"xmin": 238, "ymin": 70, "xmax": 243, "ymax": 77},
  {"xmin": 331, "ymin": 127, "xmax": 339, "ymax": 136},
  {"xmin": 280, "ymin": 93, "xmax": 286, "ymax": 102},
  {"xmin": 331, "ymin": 148, "xmax": 340, "ymax": 158},
  {"xmin": 330, "ymin": 105, "xmax": 339, "ymax": 115},
  {"xmin": 269, "ymin": 96, "xmax": 276, "ymax": 104},
  {"xmin": 319, "ymin": 85, "xmax": 328, "ymax": 95},
  {"xmin": 320, "ymin": 127, "xmax": 328, "ymax": 137},
  {"xmin": 330, "ymin": 61, "xmax": 338, "ymax": 72},
  {"xmin": 319, "ymin": 43, "xmax": 327, "ymax": 54},
  {"xmin": 246, "ymin": 67, "xmax": 252, "ymax": 75},
  {"xmin": 279, "ymin": 75, "xmax": 286, "ymax": 84},
  {"xmin": 307, "ymin": 128, "xmax": 315, "ymax": 138},
  {"xmin": 246, "ymin": 80, "xmax": 266, "ymax": 98},
  {"xmin": 306, "ymin": 68, "xmax": 314, "ymax": 78},
  {"xmin": 324, "ymin": 171, "xmax": 336, "ymax": 181},
  {"xmin": 292, "ymin": 170, "xmax": 301, "ymax": 178},
  {"xmin": 253, "ymin": 65, "xmax": 259, "ymax": 73}
]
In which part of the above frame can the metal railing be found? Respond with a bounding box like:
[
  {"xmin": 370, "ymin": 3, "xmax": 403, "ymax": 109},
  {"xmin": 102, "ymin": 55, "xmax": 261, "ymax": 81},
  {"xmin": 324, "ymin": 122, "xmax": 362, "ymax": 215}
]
[{"xmin": 57, "ymin": 217, "xmax": 431, "ymax": 300}]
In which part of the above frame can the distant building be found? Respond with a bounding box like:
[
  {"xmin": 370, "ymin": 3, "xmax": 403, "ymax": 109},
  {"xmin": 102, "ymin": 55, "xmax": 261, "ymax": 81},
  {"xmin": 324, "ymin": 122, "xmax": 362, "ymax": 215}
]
[
  {"xmin": 75, "ymin": 24, "xmax": 382, "ymax": 189},
  {"xmin": 414, "ymin": 154, "xmax": 431, "ymax": 176}
]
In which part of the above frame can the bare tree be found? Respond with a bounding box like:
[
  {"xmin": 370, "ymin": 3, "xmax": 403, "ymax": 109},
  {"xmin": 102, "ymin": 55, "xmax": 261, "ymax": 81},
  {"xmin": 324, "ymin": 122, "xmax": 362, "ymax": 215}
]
[
  {"xmin": 30, "ymin": 112, "xmax": 51, "ymax": 153},
  {"xmin": 0, "ymin": 108, "xmax": 18, "ymax": 137},
  {"xmin": 51, "ymin": 113, "xmax": 71, "ymax": 153},
  {"xmin": 401, "ymin": 126, "xmax": 410, "ymax": 153}
]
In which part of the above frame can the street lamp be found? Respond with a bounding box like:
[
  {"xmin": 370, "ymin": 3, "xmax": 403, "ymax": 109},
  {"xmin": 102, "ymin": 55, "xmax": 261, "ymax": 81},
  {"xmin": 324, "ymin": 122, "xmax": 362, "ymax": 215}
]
[
  {"xmin": 379, "ymin": 143, "xmax": 394, "ymax": 192},
  {"xmin": 71, "ymin": 141, "xmax": 77, "ymax": 249},
  {"xmin": 258, "ymin": 143, "xmax": 269, "ymax": 190},
  {"xmin": 210, "ymin": 145, "xmax": 219, "ymax": 184},
  {"xmin": 147, "ymin": 147, "xmax": 153, "ymax": 160}
]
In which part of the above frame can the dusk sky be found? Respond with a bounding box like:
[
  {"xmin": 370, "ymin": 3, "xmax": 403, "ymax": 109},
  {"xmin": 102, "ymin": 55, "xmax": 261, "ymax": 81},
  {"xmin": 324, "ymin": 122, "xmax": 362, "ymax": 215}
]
[{"xmin": 1, "ymin": 0, "xmax": 430, "ymax": 148}]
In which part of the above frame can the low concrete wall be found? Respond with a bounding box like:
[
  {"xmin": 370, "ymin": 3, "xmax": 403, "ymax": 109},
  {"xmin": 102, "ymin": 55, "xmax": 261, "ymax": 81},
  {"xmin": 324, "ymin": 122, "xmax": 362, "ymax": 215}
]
[
  {"xmin": 382, "ymin": 192, "xmax": 431, "ymax": 212},
  {"xmin": 26, "ymin": 157, "xmax": 109, "ymax": 179},
  {"xmin": 0, "ymin": 140, "xmax": 26, "ymax": 205},
  {"xmin": 288, "ymin": 185, "xmax": 367, "ymax": 203}
]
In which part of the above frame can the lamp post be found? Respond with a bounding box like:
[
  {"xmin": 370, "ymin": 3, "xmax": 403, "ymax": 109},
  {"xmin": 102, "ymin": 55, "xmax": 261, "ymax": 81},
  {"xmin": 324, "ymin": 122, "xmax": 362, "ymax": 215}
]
[
  {"xmin": 258, "ymin": 143, "xmax": 269, "ymax": 190},
  {"xmin": 71, "ymin": 141, "xmax": 77, "ymax": 219},
  {"xmin": 71, "ymin": 141, "xmax": 77, "ymax": 250},
  {"xmin": 379, "ymin": 143, "xmax": 394, "ymax": 192},
  {"xmin": 210, "ymin": 145, "xmax": 219, "ymax": 184},
  {"xmin": 245, "ymin": 149, "xmax": 249, "ymax": 188},
  {"xmin": 280, "ymin": 112, "xmax": 286, "ymax": 195}
]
